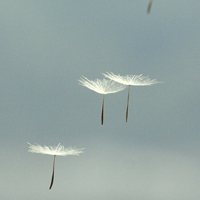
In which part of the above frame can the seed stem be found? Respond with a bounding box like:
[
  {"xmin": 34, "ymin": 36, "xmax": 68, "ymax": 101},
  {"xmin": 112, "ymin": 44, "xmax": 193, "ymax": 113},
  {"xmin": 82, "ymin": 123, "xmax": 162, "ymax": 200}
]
[
  {"xmin": 101, "ymin": 94, "xmax": 105, "ymax": 125},
  {"xmin": 126, "ymin": 85, "xmax": 130, "ymax": 122},
  {"xmin": 49, "ymin": 155, "xmax": 56, "ymax": 190}
]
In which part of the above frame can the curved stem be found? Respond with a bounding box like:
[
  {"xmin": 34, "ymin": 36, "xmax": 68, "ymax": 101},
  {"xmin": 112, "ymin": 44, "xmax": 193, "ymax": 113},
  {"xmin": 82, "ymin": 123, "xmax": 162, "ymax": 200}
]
[
  {"xmin": 147, "ymin": 0, "xmax": 153, "ymax": 14},
  {"xmin": 126, "ymin": 85, "xmax": 130, "ymax": 122},
  {"xmin": 101, "ymin": 94, "xmax": 105, "ymax": 125},
  {"xmin": 49, "ymin": 155, "xmax": 56, "ymax": 190}
]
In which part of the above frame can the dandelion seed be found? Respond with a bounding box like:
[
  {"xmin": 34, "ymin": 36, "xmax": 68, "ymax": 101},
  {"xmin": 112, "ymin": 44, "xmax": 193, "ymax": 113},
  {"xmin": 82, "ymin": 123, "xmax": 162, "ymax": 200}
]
[
  {"xmin": 78, "ymin": 76, "xmax": 126, "ymax": 125},
  {"xmin": 27, "ymin": 142, "xmax": 83, "ymax": 189},
  {"xmin": 103, "ymin": 72, "xmax": 160, "ymax": 122},
  {"xmin": 147, "ymin": 0, "xmax": 153, "ymax": 14}
]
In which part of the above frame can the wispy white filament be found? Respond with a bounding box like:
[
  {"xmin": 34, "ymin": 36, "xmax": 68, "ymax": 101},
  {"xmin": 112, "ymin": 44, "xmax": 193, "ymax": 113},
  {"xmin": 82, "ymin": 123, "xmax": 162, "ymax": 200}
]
[
  {"xmin": 27, "ymin": 143, "xmax": 83, "ymax": 156},
  {"xmin": 78, "ymin": 76, "xmax": 126, "ymax": 94},
  {"xmin": 103, "ymin": 72, "xmax": 159, "ymax": 86}
]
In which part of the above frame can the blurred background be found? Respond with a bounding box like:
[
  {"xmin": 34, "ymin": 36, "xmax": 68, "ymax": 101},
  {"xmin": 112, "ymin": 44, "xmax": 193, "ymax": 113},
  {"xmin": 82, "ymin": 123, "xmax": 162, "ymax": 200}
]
[{"xmin": 0, "ymin": 1, "xmax": 200, "ymax": 199}]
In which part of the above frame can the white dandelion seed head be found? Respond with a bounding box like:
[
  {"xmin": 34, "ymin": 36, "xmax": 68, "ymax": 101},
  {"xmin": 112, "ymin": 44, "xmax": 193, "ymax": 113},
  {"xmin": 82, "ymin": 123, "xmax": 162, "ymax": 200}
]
[
  {"xmin": 27, "ymin": 143, "xmax": 84, "ymax": 156},
  {"xmin": 103, "ymin": 72, "xmax": 160, "ymax": 86},
  {"xmin": 78, "ymin": 76, "xmax": 126, "ymax": 94}
]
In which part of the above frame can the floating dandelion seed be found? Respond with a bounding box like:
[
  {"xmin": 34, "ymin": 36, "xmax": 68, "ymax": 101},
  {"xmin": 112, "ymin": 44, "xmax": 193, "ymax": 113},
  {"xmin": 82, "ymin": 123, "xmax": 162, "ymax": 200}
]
[
  {"xmin": 103, "ymin": 72, "xmax": 160, "ymax": 122},
  {"xmin": 27, "ymin": 142, "xmax": 83, "ymax": 189},
  {"xmin": 78, "ymin": 76, "xmax": 126, "ymax": 125},
  {"xmin": 147, "ymin": 0, "xmax": 153, "ymax": 14}
]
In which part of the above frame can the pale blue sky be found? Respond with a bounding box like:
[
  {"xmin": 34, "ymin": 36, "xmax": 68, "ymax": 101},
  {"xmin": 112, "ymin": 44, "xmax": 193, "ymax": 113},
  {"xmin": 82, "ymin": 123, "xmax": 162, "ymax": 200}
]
[{"xmin": 1, "ymin": 1, "xmax": 200, "ymax": 199}]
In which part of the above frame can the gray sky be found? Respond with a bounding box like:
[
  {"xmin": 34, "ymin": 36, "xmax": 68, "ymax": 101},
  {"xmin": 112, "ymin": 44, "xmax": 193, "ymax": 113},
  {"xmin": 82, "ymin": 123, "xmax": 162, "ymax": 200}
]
[{"xmin": 1, "ymin": 1, "xmax": 200, "ymax": 199}]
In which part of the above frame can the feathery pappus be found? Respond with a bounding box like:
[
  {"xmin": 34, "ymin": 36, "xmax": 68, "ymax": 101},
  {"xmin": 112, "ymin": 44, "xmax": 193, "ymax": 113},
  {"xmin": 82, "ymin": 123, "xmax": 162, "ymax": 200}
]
[
  {"xmin": 28, "ymin": 142, "xmax": 83, "ymax": 189},
  {"xmin": 103, "ymin": 72, "xmax": 161, "ymax": 122},
  {"xmin": 78, "ymin": 76, "xmax": 126, "ymax": 125}
]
